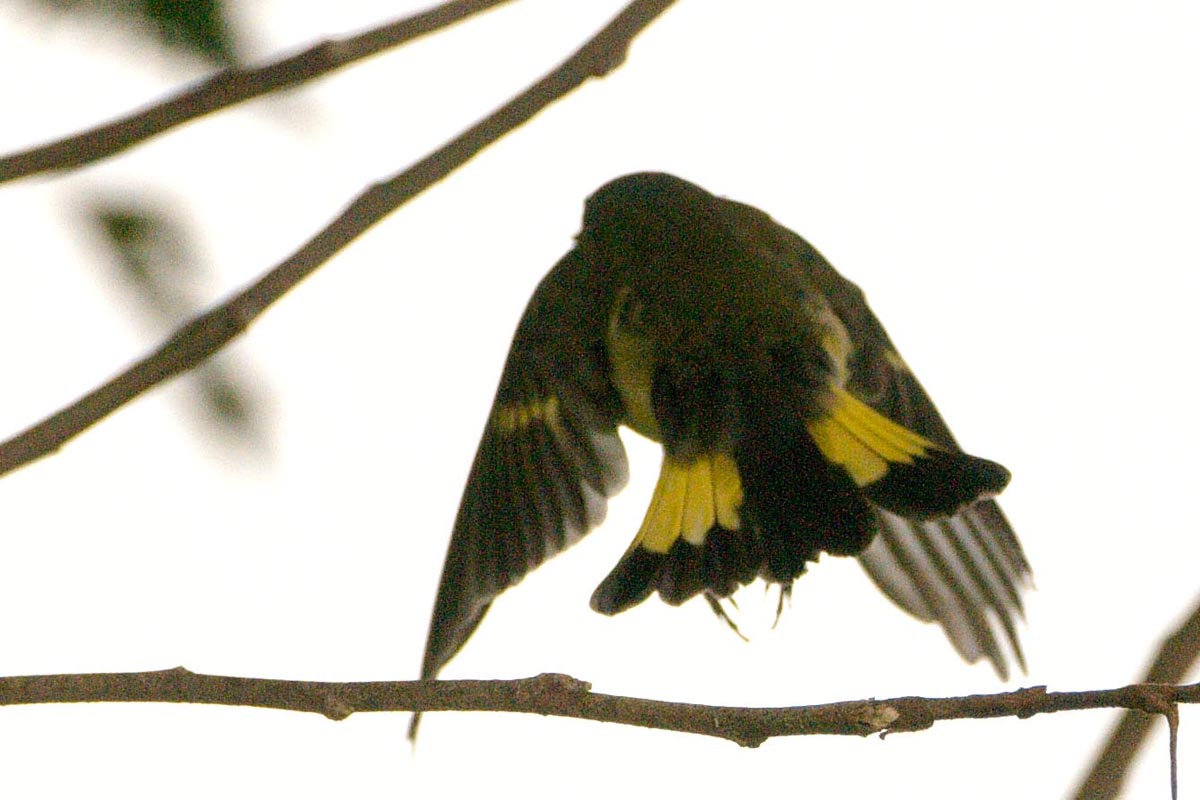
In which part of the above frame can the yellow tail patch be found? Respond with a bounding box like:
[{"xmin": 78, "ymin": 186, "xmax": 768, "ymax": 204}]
[
  {"xmin": 806, "ymin": 388, "xmax": 940, "ymax": 487},
  {"xmin": 631, "ymin": 452, "xmax": 744, "ymax": 554}
]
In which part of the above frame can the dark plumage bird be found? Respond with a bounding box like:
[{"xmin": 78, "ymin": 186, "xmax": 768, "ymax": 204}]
[{"xmin": 411, "ymin": 172, "xmax": 1030, "ymax": 737}]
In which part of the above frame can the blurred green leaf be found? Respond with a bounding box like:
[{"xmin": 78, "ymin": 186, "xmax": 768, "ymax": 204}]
[
  {"xmin": 31, "ymin": 0, "xmax": 237, "ymax": 66},
  {"xmin": 96, "ymin": 207, "xmax": 157, "ymax": 287},
  {"xmin": 140, "ymin": 0, "xmax": 236, "ymax": 66},
  {"xmin": 193, "ymin": 362, "xmax": 270, "ymax": 450},
  {"xmin": 85, "ymin": 194, "xmax": 271, "ymax": 459}
]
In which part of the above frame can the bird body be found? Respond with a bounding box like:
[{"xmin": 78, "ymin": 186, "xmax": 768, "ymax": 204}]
[{"xmin": 412, "ymin": 172, "xmax": 1029, "ymax": 737}]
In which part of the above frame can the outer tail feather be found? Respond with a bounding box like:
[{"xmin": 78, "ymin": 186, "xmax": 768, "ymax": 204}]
[
  {"xmin": 807, "ymin": 387, "xmax": 1009, "ymax": 519},
  {"xmin": 591, "ymin": 547, "xmax": 663, "ymax": 613},
  {"xmin": 864, "ymin": 450, "xmax": 1010, "ymax": 519},
  {"xmin": 590, "ymin": 453, "xmax": 755, "ymax": 613}
]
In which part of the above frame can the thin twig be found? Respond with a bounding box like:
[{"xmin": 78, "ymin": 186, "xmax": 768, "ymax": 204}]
[
  {"xmin": 1073, "ymin": 593, "xmax": 1200, "ymax": 799},
  {"xmin": 0, "ymin": 0, "xmax": 678, "ymax": 478},
  {"xmin": 0, "ymin": 0, "xmax": 517, "ymax": 183},
  {"xmin": 0, "ymin": 667, "xmax": 1194, "ymax": 750},
  {"xmin": 1167, "ymin": 704, "xmax": 1180, "ymax": 800}
]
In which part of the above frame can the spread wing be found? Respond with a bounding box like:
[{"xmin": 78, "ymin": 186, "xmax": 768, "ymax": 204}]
[
  {"xmin": 411, "ymin": 248, "xmax": 628, "ymax": 736},
  {"xmin": 725, "ymin": 198, "xmax": 1032, "ymax": 677}
]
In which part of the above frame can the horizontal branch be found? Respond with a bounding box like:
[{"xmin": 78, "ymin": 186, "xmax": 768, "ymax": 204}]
[
  {"xmin": 0, "ymin": 0, "xmax": 678, "ymax": 478},
  {"xmin": 1, "ymin": 667, "xmax": 1196, "ymax": 749},
  {"xmin": 0, "ymin": 0, "xmax": 516, "ymax": 183}
]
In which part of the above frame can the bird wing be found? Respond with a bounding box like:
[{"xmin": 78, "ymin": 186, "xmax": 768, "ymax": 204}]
[
  {"xmin": 414, "ymin": 247, "xmax": 629, "ymax": 703},
  {"xmin": 724, "ymin": 197, "xmax": 1032, "ymax": 678}
]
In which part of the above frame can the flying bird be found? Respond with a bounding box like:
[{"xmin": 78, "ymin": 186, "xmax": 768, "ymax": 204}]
[{"xmin": 411, "ymin": 172, "xmax": 1030, "ymax": 736}]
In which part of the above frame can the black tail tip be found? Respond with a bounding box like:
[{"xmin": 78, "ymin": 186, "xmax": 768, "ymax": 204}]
[
  {"xmin": 866, "ymin": 451, "xmax": 1010, "ymax": 520},
  {"xmin": 590, "ymin": 549, "xmax": 662, "ymax": 615}
]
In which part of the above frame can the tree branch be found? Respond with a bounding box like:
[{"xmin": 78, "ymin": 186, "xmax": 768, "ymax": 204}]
[
  {"xmin": 1073, "ymin": 592, "xmax": 1200, "ymax": 799},
  {"xmin": 0, "ymin": 667, "xmax": 1195, "ymax": 750},
  {"xmin": 0, "ymin": 0, "xmax": 678, "ymax": 478},
  {"xmin": 0, "ymin": 0, "xmax": 517, "ymax": 183}
]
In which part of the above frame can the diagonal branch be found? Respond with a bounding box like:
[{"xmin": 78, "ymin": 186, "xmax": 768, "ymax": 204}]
[
  {"xmin": 0, "ymin": 0, "xmax": 517, "ymax": 184},
  {"xmin": 1073, "ymin": 592, "xmax": 1200, "ymax": 799},
  {"xmin": 0, "ymin": 0, "xmax": 678, "ymax": 478},
  {"xmin": 0, "ymin": 667, "xmax": 1195, "ymax": 750}
]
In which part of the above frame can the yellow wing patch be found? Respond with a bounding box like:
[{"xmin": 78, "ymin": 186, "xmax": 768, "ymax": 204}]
[
  {"xmin": 493, "ymin": 395, "xmax": 561, "ymax": 435},
  {"xmin": 632, "ymin": 452, "xmax": 744, "ymax": 554},
  {"xmin": 806, "ymin": 387, "xmax": 939, "ymax": 486}
]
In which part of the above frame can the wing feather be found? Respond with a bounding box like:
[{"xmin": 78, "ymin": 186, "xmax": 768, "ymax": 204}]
[{"xmin": 413, "ymin": 249, "xmax": 628, "ymax": 725}]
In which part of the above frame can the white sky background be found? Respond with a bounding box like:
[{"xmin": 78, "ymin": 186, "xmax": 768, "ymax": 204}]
[{"xmin": 1, "ymin": 1, "xmax": 1198, "ymax": 797}]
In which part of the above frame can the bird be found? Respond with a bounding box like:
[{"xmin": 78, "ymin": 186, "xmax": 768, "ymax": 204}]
[{"xmin": 410, "ymin": 171, "xmax": 1030, "ymax": 737}]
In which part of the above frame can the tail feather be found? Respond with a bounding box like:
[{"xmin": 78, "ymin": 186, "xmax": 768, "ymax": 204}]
[
  {"xmin": 807, "ymin": 387, "xmax": 1009, "ymax": 519},
  {"xmin": 590, "ymin": 387, "xmax": 1008, "ymax": 618},
  {"xmin": 590, "ymin": 453, "xmax": 756, "ymax": 613},
  {"xmin": 737, "ymin": 402, "xmax": 877, "ymax": 575},
  {"xmin": 590, "ymin": 547, "xmax": 663, "ymax": 613},
  {"xmin": 864, "ymin": 449, "xmax": 1009, "ymax": 519},
  {"xmin": 593, "ymin": 396, "xmax": 883, "ymax": 614}
]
